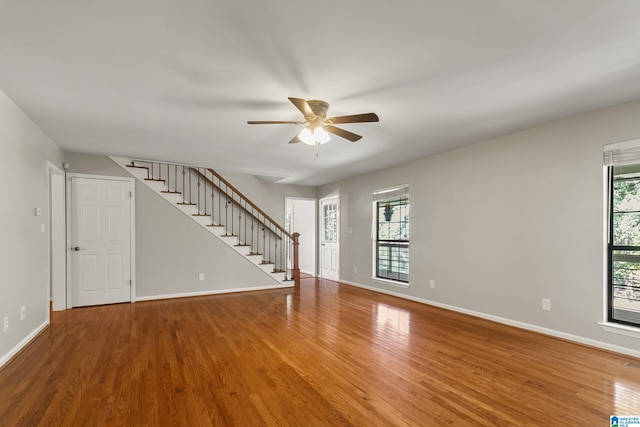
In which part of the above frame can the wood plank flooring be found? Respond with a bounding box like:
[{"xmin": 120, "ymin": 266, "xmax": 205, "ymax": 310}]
[{"xmin": 1, "ymin": 277, "xmax": 640, "ymax": 426}]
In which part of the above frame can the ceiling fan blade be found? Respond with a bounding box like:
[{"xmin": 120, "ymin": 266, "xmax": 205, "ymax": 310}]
[
  {"xmin": 327, "ymin": 113, "xmax": 379, "ymax": 124},
  {"xmin": 288, "ymin": 134, "xmax": 301, "ymax": 144},
  {"xmin": 325, "ymin": 125, "xmax": 362, "ymax": 142},
  {"xmin": 247, "ymin": 120, "xmax": 302, "ymax": 125},
  {"xmin": 288, "ymin": 97, "xmax": 315, "ymax": 120}
]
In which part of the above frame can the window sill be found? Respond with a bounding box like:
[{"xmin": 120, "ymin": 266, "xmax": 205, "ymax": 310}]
[
  {"xmin": 371, "ymin": 277, "xmax": 410, "ymax": 288},
  {"xmin": 598, "ymin": 321, "xmax": 640, "ymax": 339}
]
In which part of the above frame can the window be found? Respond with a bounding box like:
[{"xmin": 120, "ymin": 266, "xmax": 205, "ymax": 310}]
[
  {"xmin": 609, "ymin": 166, "xmax": 640, "ymax": 327},
  {"xmin": 605, "ymin": 141, "xmax": 640, "ymax": 328},
  {"xmin": 373, "ymin": 186, "xmax": 409, "ymax": 283}
]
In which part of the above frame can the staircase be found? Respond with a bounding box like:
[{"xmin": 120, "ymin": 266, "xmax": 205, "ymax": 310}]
[{"xmin": 110, "ymin": 156, "xmax": 300, "ymax": 287}]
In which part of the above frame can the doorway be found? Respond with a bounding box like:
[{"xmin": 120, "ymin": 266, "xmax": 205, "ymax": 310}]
[
  {"xmin": 320, "ymin": 196, "xmax": 339, "ymax": 281},
  {"xmin": 67, "ymin": 174, "xmax": 135, "ymax": 307},
  {"xmin": 285, "ymin": 198, "xmax": 316, "ymax": 276}
]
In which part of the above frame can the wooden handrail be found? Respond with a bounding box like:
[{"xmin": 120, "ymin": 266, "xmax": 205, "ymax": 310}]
[
  {"xmin": 191, "ymin": 169, "xmax": 283, "ymax": 240},
  {"xmin": 206, "ymin": 169, "xmax": 293, "ymax": 240}
]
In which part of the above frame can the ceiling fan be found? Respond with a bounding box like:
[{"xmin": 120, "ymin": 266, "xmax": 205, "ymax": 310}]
[{"xmin": 247, "ymin": 97, "xmax": 379, "ymax": 145}]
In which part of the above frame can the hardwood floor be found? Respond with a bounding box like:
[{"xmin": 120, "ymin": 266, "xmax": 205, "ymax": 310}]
[{"xmin": 1, "ymin": 277, "xmax": 640, "ymax": 426}]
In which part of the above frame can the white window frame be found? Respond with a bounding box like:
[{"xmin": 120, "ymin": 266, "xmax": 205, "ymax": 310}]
[
  {"xmin": 372, "ymin": 185, "xmax": 410, "ymax": 286},
  {"xmin": 600, "ymin": 138, "xmax": 640, "ymax": 339}
]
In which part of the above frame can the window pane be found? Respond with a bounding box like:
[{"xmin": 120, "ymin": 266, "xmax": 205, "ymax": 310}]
[
  {"xmin": 613, "ymin": 212, "xmax": 640, "ymax": 246},
  {"xmin": 323, "ymin": 203, "xmax": 337, "ymax": 242},
  {"xmin": 610, "ymin": 172, "xmax": 640, "ymax": 326},
  {"xmin": 377, "ymin": 198, "xmax": 409, "ymax": 241},
  {"xmin": 376, "ymin": 242, "xmax": 409, "ymax": 282},
  {"xmin": 612, "ymin": 250, "xmax": 640, "ymax": 324}
]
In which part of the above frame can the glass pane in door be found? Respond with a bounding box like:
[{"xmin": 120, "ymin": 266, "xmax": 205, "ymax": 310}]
[{"xmin": 323, "ymin": 203, "xmax": 337, "ymax": 243}]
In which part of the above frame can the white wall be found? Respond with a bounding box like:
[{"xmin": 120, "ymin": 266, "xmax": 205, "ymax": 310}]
[
  {"xmin": 0, "ymin": 90, "xmax": 63, "ymax": 366},
  {"xmin": 319, "ymin": 98, "xmax": 640, "ymax": 356},
  {"xmin": 135, "ymin": 181, "xmax": 279, "ymax": 298}
]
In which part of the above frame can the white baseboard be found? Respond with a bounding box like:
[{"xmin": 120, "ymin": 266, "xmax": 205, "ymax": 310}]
[
  {"xmin": 340, "ymin": 279, "xmax": 640, "ymax": 359},
  {"xmin": 136, "ymin": 283, "xmax": 294, "ymax": 302},
  {"xmin": 0, "ymin": 320, "xmax": 49, "ymax": 369}
]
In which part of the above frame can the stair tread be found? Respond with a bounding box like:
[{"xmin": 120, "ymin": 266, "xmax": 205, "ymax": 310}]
[
  {"xmin": 161, "ymin": 190, "xmax": 182, "ymax": 194},
  {"xmin": 192, "ymin": 214, "xmax": 209, "ymax": 217},
  {"xmin": 144, "ymin": 178, "xmax": 165, "ymax": 182},
  {"xmin": 234, "ymin": 244, "xmax": 251, "ymax": 247},
  {"xmin": 177, "ymin": 202, "xmax": 196, "ymax": 205},
  {"xmin": 126, "ymin": 164, "xmax": 148, "ymax": 169}
]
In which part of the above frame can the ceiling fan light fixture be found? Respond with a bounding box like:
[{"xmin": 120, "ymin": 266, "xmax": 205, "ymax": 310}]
[
  {"xmin": 299, "ymin": 127, "xmax": 315, "ymax": 145},
  {"xmin": 314, "ymin": 127, "xmax": 331, "ymax": 144},
  {"xmin": 299, "ymin": 126, "xmax": 331, "ymax": 145}
]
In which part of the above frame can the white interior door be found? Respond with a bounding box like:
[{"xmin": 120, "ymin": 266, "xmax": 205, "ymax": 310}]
[
  {"xmin": 70, "ymin": 176, "xmax": 132, "ymax": 307},
  {"xmin": 320, "ymin": 197, "xmax": 339, "ymax": 281}
]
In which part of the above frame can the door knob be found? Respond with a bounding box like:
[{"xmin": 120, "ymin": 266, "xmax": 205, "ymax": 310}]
[{"xmin": 72, "ymin": 246, "xmax": 80, "ymax": 251}]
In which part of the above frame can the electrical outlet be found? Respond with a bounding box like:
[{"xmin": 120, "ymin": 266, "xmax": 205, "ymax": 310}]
[
  {"xmin": 430, "ymin": 279, "xmax": 435, "ymax": 289},
  {"xmin": 21, "ymin": 306, "xmax": 25, "ymax": 320},
  {"xmin": 542, "ymin": 299, "xmax": 551, "ymax": 311},
  {"xmin": 3, "ymin": 316, "xmax": 8, "ymax": 332},
  {"xmin": 199, "ymin": 273, "xmax": 205, "ymax": 281}
]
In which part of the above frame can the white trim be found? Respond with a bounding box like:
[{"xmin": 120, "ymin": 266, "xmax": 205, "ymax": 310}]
[
  {"xmin": 372, "ymin": 183, "xmax": 409, "ymax": 201},
  {"xmin": 66, "ymin": 173, "xmax": 136, "ymax": 307},
  {"xmin": 47, "ymin": 162, "xmax": 66, "ymax": 312},
  {"xmin": 371, "ymin": 276, "xmax": 410, "ymax": 288},
  {"xmin": 598, "ymin": 322, "xmax": 640, "ymax": 340},
  {"xmin": 0, "ymin": 321, "xmax": 49, "ymax": 369},
  {"xmin": 130, "ymin": 184, "xmax": 136, "ymax": 303},
  {"xmin": 136, "ymin": 283, "xmax": 294, "ymax": 302},
  {"xmin": 603, "ymin": 166, "xmax": 610, "ymax": 323},
  {"xmin": 340, "ymin": 279, "xmax": 640, "ymax": 359}
]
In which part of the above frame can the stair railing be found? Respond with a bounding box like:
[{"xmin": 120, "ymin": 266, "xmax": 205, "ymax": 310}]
[{"xmin": 128, "ymin": 159, "xmax": 300, "ymax": 285}]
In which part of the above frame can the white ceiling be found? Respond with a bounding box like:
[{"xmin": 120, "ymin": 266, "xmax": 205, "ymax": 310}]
[{"xmin": 2, "ymin": 1, "xmax": 640, "ymax": 185}]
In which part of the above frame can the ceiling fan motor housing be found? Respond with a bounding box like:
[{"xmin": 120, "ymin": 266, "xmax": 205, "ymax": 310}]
[{"xmin": 307, "ymin": 100, "xmax": 329, "ymax": 119}]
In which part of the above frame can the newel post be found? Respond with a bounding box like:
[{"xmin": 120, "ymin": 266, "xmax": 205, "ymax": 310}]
[{"xmin": 292, "ymin": 232, "xmax": 301, "ymax": 287}]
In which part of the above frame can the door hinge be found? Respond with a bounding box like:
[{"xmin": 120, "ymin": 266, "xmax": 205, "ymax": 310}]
[
  {"xmin": 129, "ymin": 191, "xmax": 133, "ymax": 198},
  {"xmin": 128, "ymin": 279, "xmax": 132, "ymax": 286}
]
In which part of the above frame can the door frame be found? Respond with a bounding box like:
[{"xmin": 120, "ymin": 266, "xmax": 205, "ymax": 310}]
[
  {"xmin": 48, "ymin": 162, "xmax": 66, "ymax": 311},
  {"xmin": 66, "ymin": 173, "xmax": 136, "ymax": 308},
  {"xmin": 319, "ymin": 195, "xmax": 340, "ymax": 280}
]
